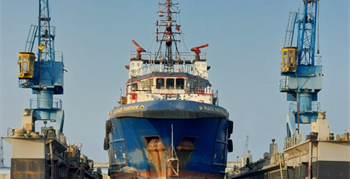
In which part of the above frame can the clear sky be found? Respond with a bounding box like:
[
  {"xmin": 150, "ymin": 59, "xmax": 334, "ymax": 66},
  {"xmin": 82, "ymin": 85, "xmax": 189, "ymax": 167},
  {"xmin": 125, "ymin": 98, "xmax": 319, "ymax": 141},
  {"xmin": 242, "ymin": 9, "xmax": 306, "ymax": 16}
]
[{"xmin": 0, "ymin": 0, "xmax": 349, "ymax": 166}]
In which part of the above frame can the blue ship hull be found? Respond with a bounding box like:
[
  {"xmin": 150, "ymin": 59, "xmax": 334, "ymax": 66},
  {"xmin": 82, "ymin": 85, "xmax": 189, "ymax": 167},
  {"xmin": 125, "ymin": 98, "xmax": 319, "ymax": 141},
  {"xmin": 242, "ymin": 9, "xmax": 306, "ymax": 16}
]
[{"xmin": 106, "ymin": 101, "xmax": 233, "ymax": 179}]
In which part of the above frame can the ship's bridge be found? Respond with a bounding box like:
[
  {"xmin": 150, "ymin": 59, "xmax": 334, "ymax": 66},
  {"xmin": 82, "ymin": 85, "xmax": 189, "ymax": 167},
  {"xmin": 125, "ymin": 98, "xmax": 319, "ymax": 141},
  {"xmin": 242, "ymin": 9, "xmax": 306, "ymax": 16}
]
[
  {"xmin": 123, "ymin": 72, "xmax": 214, "ymax": 104},
  {"xmin": 121, "ymin": 52, "xmax": 215, "ymax": 104}
]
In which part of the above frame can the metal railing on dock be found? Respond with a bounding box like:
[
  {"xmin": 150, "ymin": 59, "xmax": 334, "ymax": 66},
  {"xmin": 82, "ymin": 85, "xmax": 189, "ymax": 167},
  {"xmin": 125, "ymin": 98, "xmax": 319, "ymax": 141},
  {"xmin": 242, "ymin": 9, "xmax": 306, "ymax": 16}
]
[
  {"xmin": 284, "ymin": 133, "xmax": 302, "ymax": 149},
  {"xmin": 30, "ymin": 98, "xmax": 62, "ymax": 109},
  {"xmin": 7, "ymin": 127, "xmax": 13, "ymax": 137}
]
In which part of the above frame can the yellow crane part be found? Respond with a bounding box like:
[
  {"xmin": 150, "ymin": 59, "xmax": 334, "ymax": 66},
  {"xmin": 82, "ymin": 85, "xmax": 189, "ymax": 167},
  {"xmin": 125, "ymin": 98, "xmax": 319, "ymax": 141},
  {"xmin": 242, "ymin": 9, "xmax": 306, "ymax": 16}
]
[
  {"xmin": 18, "ymin": 52, "xmax": 35, "ymax": 79},
  {"xmin": 281, "ymin": 47, "xmax": 297, "ymax": 72}
]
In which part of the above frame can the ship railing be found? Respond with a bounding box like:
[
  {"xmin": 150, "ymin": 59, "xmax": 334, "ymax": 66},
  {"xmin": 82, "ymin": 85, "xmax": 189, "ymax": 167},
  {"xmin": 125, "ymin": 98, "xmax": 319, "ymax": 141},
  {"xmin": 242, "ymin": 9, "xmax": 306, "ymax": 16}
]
[
  {"xmin": 187, "ymin": 88, "xmax": 213, "ymax": 95},
  {"xmin": 30, "ymin": 98, "xmax": 62, "ymax": 109},
  {"xmin": 130, "ymin": 86, "xmax": 212, "ymax": 95},
  {"xmin": 138, "ymin": 64, "xmax": 207, "ymax": 77},
  {"xmin": 284, "ymin": 133, "xmax": 302, "ymax": 149},
  {"xmin": 139, "ymin": 65, "xmax": 193, "ymax": 74},
  {"xmin": 130, "ymin": 51, "xmax": 206, "ymax": 61},
  {"xmin": 289, "ymin": 102, "xmax": 320, "ymax": 113}
]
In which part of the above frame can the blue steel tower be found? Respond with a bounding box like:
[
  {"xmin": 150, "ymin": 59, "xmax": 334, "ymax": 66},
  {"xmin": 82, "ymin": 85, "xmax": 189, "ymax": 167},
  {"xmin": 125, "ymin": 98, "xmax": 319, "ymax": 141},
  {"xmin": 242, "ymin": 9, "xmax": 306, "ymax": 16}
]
[
  {"xmin": 280, "ymin": 0, "xmax": 322, "ymax": 138},
  {"xmin": 18, "ymin": 0, "xmax": 64, "ymax": 133}
]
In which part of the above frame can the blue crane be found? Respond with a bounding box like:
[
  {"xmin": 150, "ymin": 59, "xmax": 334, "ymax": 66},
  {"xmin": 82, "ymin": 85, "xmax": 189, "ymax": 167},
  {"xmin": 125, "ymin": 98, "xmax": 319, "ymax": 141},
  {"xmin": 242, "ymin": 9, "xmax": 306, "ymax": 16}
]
[
  {"xmin": 280, "ymin": 0, "xmax": 322, "ymax": 138},
  {"xmin": 18, "ymin": 0, "xmax": 65, "ymax": 133}
]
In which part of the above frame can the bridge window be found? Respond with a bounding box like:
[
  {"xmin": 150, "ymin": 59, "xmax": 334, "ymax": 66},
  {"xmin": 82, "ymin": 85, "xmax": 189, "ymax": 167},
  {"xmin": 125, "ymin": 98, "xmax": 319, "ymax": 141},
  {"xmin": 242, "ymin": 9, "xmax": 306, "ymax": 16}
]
[
  {"xmin": 176, "ymin": 78, "xmax": 184, "ymax": 89},
  {"xmin": 156, "ymin": 78, "xmax": 165, "ymax": 89},
  {"xmin": 131, "ymin": 83, "xmax": 138, "ymax": 91},
  {"xmin": 166, "ymin": 78, "xmax": 174, "ymax": 89},
  {"xmin": 141, "ymin": 79, "xmax": 151, "ymax": 90},
  {"xmin": 192, "ymin": 80, "xmax": 198, "ymax": 89},
  {"xmin": 200, "ymin": 83, "xmax": 205, "ymax": 93},
  {"xmin": 189, "ymin": 80, "xmax": 198, "ymax": 93}
]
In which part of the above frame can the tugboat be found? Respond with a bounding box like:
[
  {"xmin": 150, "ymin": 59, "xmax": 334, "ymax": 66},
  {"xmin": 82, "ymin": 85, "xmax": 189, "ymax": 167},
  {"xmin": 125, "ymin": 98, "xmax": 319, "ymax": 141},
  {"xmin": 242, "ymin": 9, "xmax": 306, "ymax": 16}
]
[{"xmin": 104, "ymin": 1, "xmax": 233, "ymax": 179}]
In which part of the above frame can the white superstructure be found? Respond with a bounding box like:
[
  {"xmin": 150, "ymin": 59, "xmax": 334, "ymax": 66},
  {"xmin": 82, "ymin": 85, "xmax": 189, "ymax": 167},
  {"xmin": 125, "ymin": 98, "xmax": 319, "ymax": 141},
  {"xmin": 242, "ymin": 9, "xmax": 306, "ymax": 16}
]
[{"xmin": 121, "ymin": 52, "xmax": 216, "ymax": 105}]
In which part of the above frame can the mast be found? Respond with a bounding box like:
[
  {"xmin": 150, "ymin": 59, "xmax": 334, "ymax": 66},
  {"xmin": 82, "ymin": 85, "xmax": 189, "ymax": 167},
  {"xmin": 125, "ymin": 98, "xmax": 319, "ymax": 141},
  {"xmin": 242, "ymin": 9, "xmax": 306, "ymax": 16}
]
[{"xmin": 156, "ymin": 0, "xmax": 181, "ymax": 72}]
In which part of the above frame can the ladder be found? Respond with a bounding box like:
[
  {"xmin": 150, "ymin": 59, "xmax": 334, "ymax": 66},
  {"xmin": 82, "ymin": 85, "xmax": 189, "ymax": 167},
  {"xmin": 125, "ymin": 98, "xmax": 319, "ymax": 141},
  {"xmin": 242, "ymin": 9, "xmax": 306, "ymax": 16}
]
[{"xmin": 167, "ymin": 157, "xmax": 179, "ymax": 179}]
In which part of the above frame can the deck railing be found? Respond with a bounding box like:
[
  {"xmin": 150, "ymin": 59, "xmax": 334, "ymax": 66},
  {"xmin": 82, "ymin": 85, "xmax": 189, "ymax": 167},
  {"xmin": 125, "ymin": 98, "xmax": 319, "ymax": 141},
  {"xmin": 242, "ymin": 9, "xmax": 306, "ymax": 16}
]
[{"xmin": 130, "ymin": 52, "xmax": 207, "ymax": 61}]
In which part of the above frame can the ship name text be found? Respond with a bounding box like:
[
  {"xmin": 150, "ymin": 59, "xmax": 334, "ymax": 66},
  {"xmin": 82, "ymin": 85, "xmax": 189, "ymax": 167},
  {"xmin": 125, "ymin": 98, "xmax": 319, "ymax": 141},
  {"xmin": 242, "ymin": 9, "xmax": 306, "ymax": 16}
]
[
  {"xmin": 203, "ymin": 106, "xmax": 226, "ymax": 115},
  {"xmin": 114, "ymin": 105, "xmax": 139, "ymax": 114}
]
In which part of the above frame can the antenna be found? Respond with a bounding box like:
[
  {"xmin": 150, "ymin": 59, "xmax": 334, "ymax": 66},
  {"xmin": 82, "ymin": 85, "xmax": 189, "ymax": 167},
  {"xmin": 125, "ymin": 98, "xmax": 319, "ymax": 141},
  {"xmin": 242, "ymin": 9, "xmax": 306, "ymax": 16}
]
[
  {"xmin": 243, "ymin": 135, "xmax": 249, "ymax": 156},
  {"xmin": 171, "ymin": 124, "xmax": 174, "ymax": 158},
  {"xmin": 77, "ymin": 143, "xmax": 83, "ymax": 153}
]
